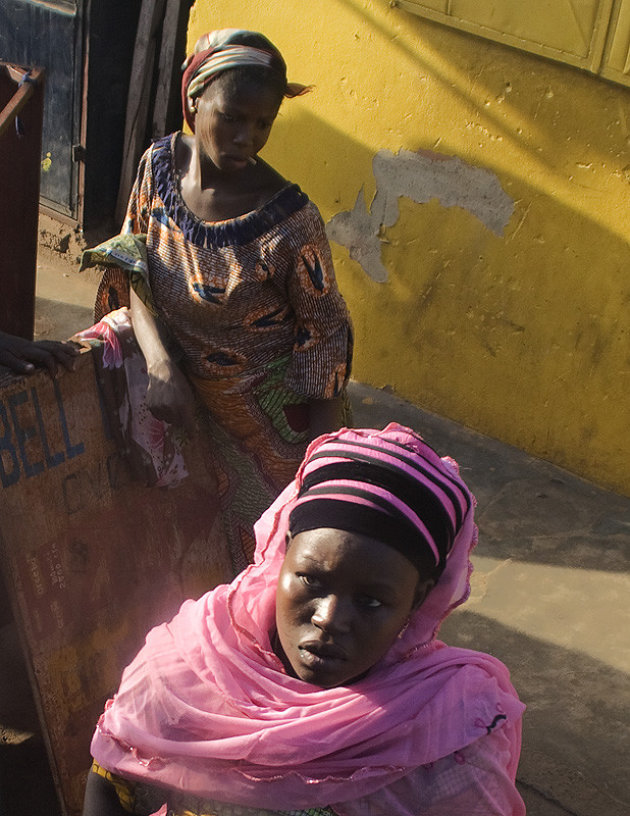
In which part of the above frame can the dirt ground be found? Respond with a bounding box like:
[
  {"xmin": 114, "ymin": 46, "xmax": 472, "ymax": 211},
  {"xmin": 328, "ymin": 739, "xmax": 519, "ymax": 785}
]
[{"xmin": 34, "ymin": 215, "xmax": 99, "ymax": 342}]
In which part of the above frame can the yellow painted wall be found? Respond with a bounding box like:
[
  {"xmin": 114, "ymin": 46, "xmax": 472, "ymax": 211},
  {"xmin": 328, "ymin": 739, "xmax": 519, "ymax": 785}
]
[{"xmin": 188, "ymin": 0, "xmax": 630, "ymax": 496}]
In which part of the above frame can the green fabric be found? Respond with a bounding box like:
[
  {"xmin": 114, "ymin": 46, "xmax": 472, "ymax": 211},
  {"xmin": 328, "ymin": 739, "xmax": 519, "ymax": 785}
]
[
  {"xmin": 252, "ymin": 354, "xmax": 310, "ymax": 445},
  {"xmin": 80, "ymin": 233, "xmax": 157, "ymax": 316}
]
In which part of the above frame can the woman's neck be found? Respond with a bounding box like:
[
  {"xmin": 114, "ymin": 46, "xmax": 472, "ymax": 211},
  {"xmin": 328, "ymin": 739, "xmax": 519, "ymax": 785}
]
[{"xmin": 176, "ymin": 133, "xmax": 286, "ymax": 221}]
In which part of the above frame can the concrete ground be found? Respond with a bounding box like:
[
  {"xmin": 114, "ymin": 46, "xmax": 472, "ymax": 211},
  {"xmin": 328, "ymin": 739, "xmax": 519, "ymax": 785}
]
[
  {"xmin": 350, "ymin": 384, "xmax": 630, "ymax": 816},
  {"xmin": 1, "ymin": 247, "xmax": 628, "ymax": 815}
]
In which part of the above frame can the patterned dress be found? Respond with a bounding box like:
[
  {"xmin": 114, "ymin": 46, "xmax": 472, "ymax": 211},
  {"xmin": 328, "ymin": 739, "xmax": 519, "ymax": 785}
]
[{"xmin": 85, "ymin": 133, "xmax": 352, "ymax": 572}]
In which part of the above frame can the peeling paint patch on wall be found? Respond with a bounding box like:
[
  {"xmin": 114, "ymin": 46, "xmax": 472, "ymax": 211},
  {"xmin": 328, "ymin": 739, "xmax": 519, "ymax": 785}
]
[{"xmin": 326, "ymin": 149, "xmax": 515, "ymax": 282}]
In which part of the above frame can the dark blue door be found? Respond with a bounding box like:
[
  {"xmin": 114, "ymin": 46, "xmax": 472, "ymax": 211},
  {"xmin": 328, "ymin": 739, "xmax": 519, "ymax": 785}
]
[{"xmin": 0, "ymin": 0, "xmax": 83, "ymax": 217}]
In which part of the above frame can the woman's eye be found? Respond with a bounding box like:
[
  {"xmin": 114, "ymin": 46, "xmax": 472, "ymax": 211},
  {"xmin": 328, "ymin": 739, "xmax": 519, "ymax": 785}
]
[
  {"xmin": 359, "ymin": 596, "xmax": 383, "ymax": 609},
  {"xmin": 298, "ymin": 574, "xmax": 321, "ymax": 589},
  {"xmin": 220, "ymin": 112, "xmax": 235, "ymax": 122}
]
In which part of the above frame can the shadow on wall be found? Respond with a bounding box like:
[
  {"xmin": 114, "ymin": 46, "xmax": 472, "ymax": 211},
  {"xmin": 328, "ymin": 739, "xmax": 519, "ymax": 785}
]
[
  {"xmin": 336, "ymin": 0, "xmax": 626, "ymax": 196},
  {"xmin": 272, "ymin": 98, "xmax": 630, "ymax": 297},
  {"xmin": 440, "ymin": 610, "xmax": 630, "ymax": 816},
  {"xmin": 269, "ymin": 97, "xmax": 630, "ymax": 495}
]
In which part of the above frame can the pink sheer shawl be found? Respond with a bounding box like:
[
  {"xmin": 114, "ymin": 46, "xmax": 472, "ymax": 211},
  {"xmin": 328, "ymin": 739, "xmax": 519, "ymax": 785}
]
[{"xmin": 91, "ymin": 425, "xmax": 525, "ymax": 815}]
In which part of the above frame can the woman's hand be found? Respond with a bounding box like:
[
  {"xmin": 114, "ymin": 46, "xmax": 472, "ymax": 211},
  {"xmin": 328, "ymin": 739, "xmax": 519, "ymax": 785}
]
[
  {"xmin": 0, "ymin": 331, "xmax": 80, "ymax": 377},
  {"xmin": 146, "ymin": 357, "xmax": 196, "ymax": 431}
]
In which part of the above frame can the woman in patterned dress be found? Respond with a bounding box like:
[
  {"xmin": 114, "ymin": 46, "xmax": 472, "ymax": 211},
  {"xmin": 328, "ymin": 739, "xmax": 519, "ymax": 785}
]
[
  {"xmin": 82, "ymin": 425, "xmax": 525, "ymax": 816},
  {"xmin": 80, "ymin": 30, "xmax": 352, "ymax": 571}
]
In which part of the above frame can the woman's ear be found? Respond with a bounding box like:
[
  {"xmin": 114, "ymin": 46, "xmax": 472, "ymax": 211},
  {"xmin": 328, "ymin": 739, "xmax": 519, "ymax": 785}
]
[{"xmin": 412, "ymin": 577, "xmax": 436, "ymax": 610}]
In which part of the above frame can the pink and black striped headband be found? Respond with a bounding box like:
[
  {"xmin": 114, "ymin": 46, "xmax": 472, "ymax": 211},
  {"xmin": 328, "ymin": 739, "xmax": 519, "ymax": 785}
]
[{"xmin": 288, "ymin": 431, "xmax": 472, "ymax": 578}]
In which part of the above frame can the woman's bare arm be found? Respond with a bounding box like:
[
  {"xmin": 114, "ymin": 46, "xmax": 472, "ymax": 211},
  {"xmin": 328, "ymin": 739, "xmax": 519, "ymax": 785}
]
[{"xmin": 129, "ymin": 288, "xmax": 196, "ymax": 429}]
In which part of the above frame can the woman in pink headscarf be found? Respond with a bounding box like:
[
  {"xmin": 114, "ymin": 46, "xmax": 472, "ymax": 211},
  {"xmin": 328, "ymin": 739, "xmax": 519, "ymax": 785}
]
[{"xmin": 82, "ymin": 423, "xmax": 526, "ymax": 816}]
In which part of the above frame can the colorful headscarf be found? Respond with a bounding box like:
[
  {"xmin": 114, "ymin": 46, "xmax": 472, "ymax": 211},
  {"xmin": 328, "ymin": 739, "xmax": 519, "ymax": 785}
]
[
  {"xmin": 181, "ymin": 29, "xmax": 310, "ymax": 132},
  {"xmin": 90, "ymin": 425, "xmax": 525, "ymax": 815}
]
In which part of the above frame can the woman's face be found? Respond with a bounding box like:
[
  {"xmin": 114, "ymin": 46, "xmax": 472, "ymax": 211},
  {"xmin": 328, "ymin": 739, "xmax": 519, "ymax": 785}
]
[
  {"xmin": 275, "ymin": 528, "xmax": 431, "ymax": 688},
  {"xmin": 194, "ymin": 75, "xmax": 281, "ymax": 172}
]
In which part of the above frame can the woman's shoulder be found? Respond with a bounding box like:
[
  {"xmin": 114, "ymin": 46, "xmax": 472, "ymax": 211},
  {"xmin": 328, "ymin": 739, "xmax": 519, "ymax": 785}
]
[
  {"xmin": 276, "ymin": 194, "xmax": 330, "ymax": 249},
  {"xmin": 135, "ymin": 132, "xmax": 176, "ymax": 171},
  {"xmin": 130, "ymin": 132, "xmax": 178, "ymax": 203},
  {"xmin": 253, "ymin": 159, "xmax": 289, "ymax": 200},
  {"xmin": 224, "ymin": 184, "xmax": 314, "ymax": 249}
]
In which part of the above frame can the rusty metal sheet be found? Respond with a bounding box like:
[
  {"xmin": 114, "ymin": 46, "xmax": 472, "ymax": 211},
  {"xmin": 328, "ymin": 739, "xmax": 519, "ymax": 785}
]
[{"xmin": 0, "ymin": 351, "xmax": 232, "ymax": 815}]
